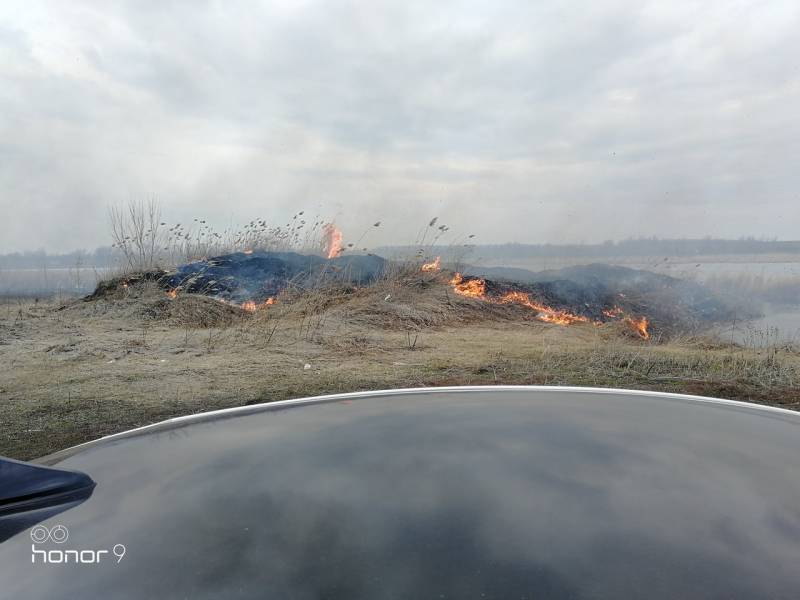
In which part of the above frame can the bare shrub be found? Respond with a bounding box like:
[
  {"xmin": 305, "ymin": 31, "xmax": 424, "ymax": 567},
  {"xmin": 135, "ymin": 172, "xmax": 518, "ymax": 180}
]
[{"xmin": 109, "ymin": 198, "xmax": 167, "ymax": 271}]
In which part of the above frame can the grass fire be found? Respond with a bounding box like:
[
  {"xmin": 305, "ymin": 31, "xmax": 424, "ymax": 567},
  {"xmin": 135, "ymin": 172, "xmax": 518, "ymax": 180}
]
[
  {"xmin": 2, "ymin": 214, "xmax": 798, "ymax": 462},
  {"xmin": 447, "ymin": 273, "xmax": 650, "ymax": 337}
]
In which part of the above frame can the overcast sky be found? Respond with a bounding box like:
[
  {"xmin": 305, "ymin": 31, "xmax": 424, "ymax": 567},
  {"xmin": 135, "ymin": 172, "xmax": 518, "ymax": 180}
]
[{"xmin": 1, "ymin": 0, "xmax": 798, "ymax": 253}]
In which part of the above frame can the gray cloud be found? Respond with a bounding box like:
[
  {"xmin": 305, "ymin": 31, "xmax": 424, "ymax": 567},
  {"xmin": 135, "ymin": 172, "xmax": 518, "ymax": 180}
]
[{"xmin": 1, "ymin": 0, "xmax": 799, "ymax": 252}]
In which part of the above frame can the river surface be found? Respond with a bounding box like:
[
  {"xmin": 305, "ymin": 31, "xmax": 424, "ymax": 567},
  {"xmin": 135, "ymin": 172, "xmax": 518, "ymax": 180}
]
[
  {"xmin": 0, "ymin": 267, "xmax": 111, "ymax": 297},
  {"xmin": 714, "ymin": 307, "xmax": 800, "ymax": 347}
]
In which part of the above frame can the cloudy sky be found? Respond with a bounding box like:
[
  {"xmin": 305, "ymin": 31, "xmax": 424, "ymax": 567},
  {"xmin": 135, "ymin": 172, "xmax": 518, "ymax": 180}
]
[{"xmin": 1, "ymin": 0, "xmax": 798, "ymax": 252}]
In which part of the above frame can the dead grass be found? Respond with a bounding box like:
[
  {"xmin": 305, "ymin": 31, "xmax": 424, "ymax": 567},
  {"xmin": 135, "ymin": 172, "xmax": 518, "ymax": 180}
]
[{"xmin": 1, "ymin": 279, "xmax": 799, "ymax": 461}]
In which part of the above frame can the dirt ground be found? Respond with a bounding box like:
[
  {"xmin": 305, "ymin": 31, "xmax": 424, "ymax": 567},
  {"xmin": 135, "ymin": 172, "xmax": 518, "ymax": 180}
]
[{"xmin": 2, "ymin": 281, "xmax": 799, "ymax": 460}]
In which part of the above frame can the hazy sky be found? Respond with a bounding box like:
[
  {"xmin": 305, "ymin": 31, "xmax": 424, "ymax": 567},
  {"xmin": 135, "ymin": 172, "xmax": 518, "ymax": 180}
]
[{"xmin": 1, "ymin": 0, "xmax": 799, "ymax": 252}]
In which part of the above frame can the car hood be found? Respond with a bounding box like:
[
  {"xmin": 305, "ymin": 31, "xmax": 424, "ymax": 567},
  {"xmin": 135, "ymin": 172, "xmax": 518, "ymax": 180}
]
[{"xmin": 1, "ymin": 386, "xmax": 799, "ymax": 599}]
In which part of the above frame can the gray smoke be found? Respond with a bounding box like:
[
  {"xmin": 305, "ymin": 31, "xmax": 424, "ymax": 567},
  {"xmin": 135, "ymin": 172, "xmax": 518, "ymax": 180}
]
[{"xmin": 1, "ymin": 1, "xmax": 799, "ymax": 252}]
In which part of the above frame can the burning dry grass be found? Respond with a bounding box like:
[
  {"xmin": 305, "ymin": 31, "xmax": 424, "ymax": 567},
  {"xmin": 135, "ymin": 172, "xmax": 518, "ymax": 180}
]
[{"xmin": 2, "ymin": 276, "xmax": 800, "ymax": 461}]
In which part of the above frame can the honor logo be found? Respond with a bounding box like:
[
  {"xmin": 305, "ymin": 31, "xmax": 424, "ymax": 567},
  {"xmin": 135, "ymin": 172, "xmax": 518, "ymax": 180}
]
[{"xmin": 30, "ymin": 525, "xmax": 126, "ymax": 565}]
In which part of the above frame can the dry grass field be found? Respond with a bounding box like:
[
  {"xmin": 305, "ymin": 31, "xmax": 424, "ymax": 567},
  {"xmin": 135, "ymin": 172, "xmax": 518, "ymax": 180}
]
[{"xmin": 3, "ymin": 273, "xmax": 800, "ymax": 461}]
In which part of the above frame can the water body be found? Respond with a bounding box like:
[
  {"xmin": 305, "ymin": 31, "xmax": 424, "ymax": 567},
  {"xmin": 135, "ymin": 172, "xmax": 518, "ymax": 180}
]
[
  {"xmin": 0, "ymin": 268, "xmax": 111, "ymax": 297},
  {"xmin": 715, "ymin": 307, "xmax": 800, "ymax": 347}
]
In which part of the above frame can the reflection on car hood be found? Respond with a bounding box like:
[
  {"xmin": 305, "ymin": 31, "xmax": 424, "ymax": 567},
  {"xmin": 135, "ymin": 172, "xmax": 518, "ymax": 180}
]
[{"xmin": 1, "ymin": 386, "xmax": 799, "ymax": 599}]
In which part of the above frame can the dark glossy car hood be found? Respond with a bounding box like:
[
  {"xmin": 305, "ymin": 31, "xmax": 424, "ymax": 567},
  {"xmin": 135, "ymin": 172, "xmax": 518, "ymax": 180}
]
[{"xmin": 1, "ymin": 386, "xmax": 799, "ymax": 599}]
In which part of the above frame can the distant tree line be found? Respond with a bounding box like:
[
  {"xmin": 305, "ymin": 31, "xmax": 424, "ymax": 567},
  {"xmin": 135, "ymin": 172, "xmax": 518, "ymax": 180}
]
[
  {"xmin": 376, "ymin": 237, "xmax": 800, "ymax": 260},
  {"xmin": 0, "ymin": 247, "xmax": 117, "ymax": 269},
  {"xmin": 2, "ymin": 237, "xmax": 800, "ymax": 269}
]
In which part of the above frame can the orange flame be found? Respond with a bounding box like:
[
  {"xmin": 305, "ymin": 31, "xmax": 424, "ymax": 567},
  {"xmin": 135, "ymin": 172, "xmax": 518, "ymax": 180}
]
[
  {"xmin": 421, "ymin": 256, "xmax": 441, "ymax": 272},
  {"xmin": 498, "ymin": 291, "xmax": 589, "ymax": 325},
  {"xmin": 449, "ymin": 273, "xmax": 486, "ymax": 298},
  {"xmin": 449, "ymin": 274, "xmax": 588, "ymax": 325},
  {"xmin": 322, "ymin": 223, "xmax": 343, "ymax": 259},
  {"xmin": 243, "ymin": 249, "xmax": 254, "ymax": 255},
  {"xmin": 241, "ymin": 298, "xmax": 276, "ymax": 312},
  {"xmin": 624, "ymin": 316, "xmax": 650, "ymax": 340},
  {"xmin": 602, "ymin": 305, "xmax": 650, "ymax": 339}
]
